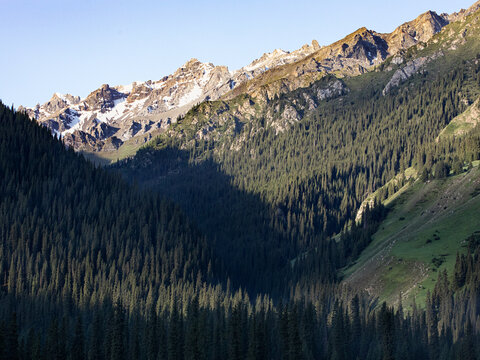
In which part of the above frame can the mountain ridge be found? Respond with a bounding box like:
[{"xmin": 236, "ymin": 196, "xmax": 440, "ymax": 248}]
[{"xmin": 19, "ymin": 2, "xmax": 480, "ymax": 156}]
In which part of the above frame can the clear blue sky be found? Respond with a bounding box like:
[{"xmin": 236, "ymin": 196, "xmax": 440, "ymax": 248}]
[{"xmin": 0, "ymin": 0, "xmax": 474, "ymax": 107}]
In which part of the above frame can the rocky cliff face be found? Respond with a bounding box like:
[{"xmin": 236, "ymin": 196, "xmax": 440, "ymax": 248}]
[
  {"xmin": 20, "ymin": 3, "xmax": 475, "ymax": 154},
  {"xmin": 384, "ymin": 11, "xmax": 448, "ymax": 54},
  {"xmin": 382, "ymin": 51, "xmax": 444, "ymax": 95},
  {"xmin": 442, "ymin": 0, "xmax": 480, "ymax": 22}
]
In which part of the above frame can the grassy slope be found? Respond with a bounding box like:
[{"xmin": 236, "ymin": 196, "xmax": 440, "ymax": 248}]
[
  {"xmin": 79, "ymin": 128, "xmax": 166, "ymax": 165},
  {"xmin": 342, "ymin": 163, "xmax": 480, "ymax": 309},
  {"xmin": 438, "ymin": 98, "xmax": 480, "ymax": 139}
]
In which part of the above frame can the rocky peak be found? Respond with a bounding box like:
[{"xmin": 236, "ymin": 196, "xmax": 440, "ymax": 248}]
[
  {"xmin": 385, "ymin": 10, "xmax": 448, "ymax": 54},
  {"xmin": 64, "ymin": 94, "xmax": 81, "ymax": 105},
  {"xmin": 183, "ymin": 58, "xmax": 201, "ymax": 68},
  {"xmin": 167, "ymin": 59, "xmax": 218, "ymax": 88},
  {"xmin": 444, "ymin": 0, "xmax": 480, "ymax": 22},
  {"xmin": 127, "ymin": 83, "xmax": 153, "ymax": 103},
  {"xmin": 354, "ymin": 27, "xmax": 369, "ymax": 35},
  {"xmin": 237, "ymin": 41, "xmax": 320, "ymax": 79},
  {"xmin": 416, "ymin": 11, "xmax": 449, "ymax": 35},
  {"xmin": 245, "ymin": 49, "xmax": 288, "ymax": 70},
  {"xmin": 177, "ymin": 58, "xmax": 205, "ymax": 75},
  {"xmin": 347, "ymin": 27, "xmax": 370, "ymax": 41},
  {"xmin": 293, "ymin": 39, "xmax": 322, "ymax": 56},
  {"xmin": 323, "ymin": 27, "xmax": 387, "ymax": 65},
  {"xmin": 43, "ymin": 93, "xmax": 80, "ymax": 115},
  {"xmin": 83, "ymin": 84, "xmax": 126, "ymax": 112}
]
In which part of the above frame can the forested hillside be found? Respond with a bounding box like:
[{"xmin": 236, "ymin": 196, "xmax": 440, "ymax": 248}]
[
  {"xmin": 2, "ymin": 92, "xmax": 480, "ymax": 359},
  {"xmin": 118, "ymin": 20, "xmax": 480, "ymax": 299},
  {"xmin": 3, "ymin": 3, "xmax": 480, "ymax": 360}
]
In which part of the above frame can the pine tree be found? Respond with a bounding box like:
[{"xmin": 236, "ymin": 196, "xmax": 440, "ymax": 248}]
[
  {"xmin": 3, "ymin": 313, "xmax": 19, "ymax": 360},
  {"xmin": 110, "ymin": 300, "xmax": 126, "ymax": 360},
  {"xmin": 379, "ymin": 303, "xmax": 394, "ymax": 360},
  {"xmin": 89, "ymin": 310, "xmax": 103, "ymax": 360},
  {"xmin": 168, "ymin": 302, "xmax": 184, "ymax": 360},
  {"xmin": 71, "ymin": 316, "xmax": 85, "ymax": 360}
]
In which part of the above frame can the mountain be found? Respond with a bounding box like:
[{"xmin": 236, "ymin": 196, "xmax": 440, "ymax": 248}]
[
  {"xmin": 15, "ymin": 0, "xmax": 480, "ymax": 303},
  {"xmin": 20, "ymin": 4, "xmax": 476, "ymax": 156},
  {"xmin": 19, "ymin": 60, "xmax": 232, "ymax": 151},
  {"xmin": 118, "ymin": 0, "xmax": 480, "ymax": 301},
  {"xmin": 18, "ymin": 42, "xmax": 322, "ymax": 154}
]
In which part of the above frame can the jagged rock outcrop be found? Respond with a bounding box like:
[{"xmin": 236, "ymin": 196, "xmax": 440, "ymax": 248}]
[
  {"xmin": 19, "ymin": 93, "xmax": 80, "ymax": 123},
  {"xmin": 384, "ymin": 11, "xmax": 448, "ymax": 54},
  {"xmin": 268, "ymin": 78, "xmax": 348, "ymax": 134},
  {"xmin": 442, "ymin": 0, "xmax": 480, "ymax": 22},
  {"xmin": 231, "ymin": 40, "xmax": 321, "ymax": 85},
  {"xmin": 382, "ymin": 52, "xmax": 443, "ymax": 95},
  {"xmin": 316, "ymin": 79, "xmax": 349, "ymax": 100},
  {"xmin": 82, "ymin": 84, "xmax": 125, "ymax": 112}
]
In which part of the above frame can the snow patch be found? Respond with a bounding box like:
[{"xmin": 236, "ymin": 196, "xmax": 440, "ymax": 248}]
[
  {"xmin": 54, "ymin": 92, "xmax": 67, "ymax": 101},
  {"xmin": 162, "ymin": 96, "xmax": 173, "ymax": 110},
  {"xmin": 96, "ymin": 98, "xmax": 128, "ymax": 123},
  {"xmin": 178, "ymin": 84, "xmax": 203, "ymax": 107},
  {"xmin": 152, "ymin": 80, "xmax": 166, "ymax": 90},
  {"xmin": 116, "ymin": 81, "xmax": 143, "ymax": 94},
  {"xmin": 63, "ymin": 112, "xmax": 83, "ymax": 134}
]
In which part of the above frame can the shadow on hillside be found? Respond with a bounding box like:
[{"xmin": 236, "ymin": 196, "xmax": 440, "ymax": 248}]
[{"xmin": 110, "ymin": 147, "xmax": 295, "ymax": 297}]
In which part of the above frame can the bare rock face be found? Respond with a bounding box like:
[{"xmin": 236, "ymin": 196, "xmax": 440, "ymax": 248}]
[
  {"xmin": 270, "ymin": 104, "xmax": 301, "ymax": 134},
  {"xmin": 263, "ymin": 77, "xmax": 349, "ymax": 135},
  {"xmin": 127, "ymin": 83, "xmax": 153, "ymax": 103},
  {"xmin": 318, "ymin": 27, "xmax": 389, "ymax": 71},
  {"xmin": 385, "ymin": 11, "xmax": 448, "ymax": 54},
  {"xmin": 443, "ymin": 0, "xmax": 480, "ymax": 22},
  {"xmin": 83, "ymin": 119, "xmax": 119, "ymax": 140},
  {"xmin": 82, "ymin": 84, "xmax": 125, "ymax": 112},
  {"xmin": 383, "ymin": 52, "xmax": 443, "ymax": 95},
  {"xmin": 63, "ymin": 131, "xmax": 101, "ymax": 152},
  {"xmin": 43, "ymin": 93, "xmax": 80, "ymax": 114},
  {"xmin": 316, "ymin": 79, "xmax": 349, "ymax": 100}
]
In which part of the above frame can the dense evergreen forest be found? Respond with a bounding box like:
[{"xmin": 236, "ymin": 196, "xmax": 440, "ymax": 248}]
[
  {"xmin": 2, "ymin": 32, "xmax": 480, "ymax": 360},
  {"xmin": 119, "ymin": 52, "xmax": 480, "ymax": 297}
]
